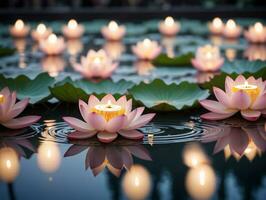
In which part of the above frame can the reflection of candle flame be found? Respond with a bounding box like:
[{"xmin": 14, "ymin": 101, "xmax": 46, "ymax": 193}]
[
  {"xmin": 37, "ymin": 142, "xmax": 61, "ymax": 173},
  {"xmin": 122, "ymin": 165, "xmax": 151, "ymax": 200},
  {"xmin": 183, "ymin": 143, "xmax": 209, "ymax": 168},
  {"xmin": 0, "ymin": 147, "xmax": 20, "ymax": 183}
]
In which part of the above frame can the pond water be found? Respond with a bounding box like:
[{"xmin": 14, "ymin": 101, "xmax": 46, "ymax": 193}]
[{"xmin": 0, "ymin": 20, "xmax": 266, "ymax": 200}]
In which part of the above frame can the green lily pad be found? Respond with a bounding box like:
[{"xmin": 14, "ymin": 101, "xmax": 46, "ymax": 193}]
[
  {"xmin": 0, "ymin": 73, "xmax": 55, "ymax": 104},
  {"xmin": 221, "ymin": 60, "xmax": 266, "ymax": 74},
  {"xmin": 152, "ymin": 52, "xmax": 194, "ymax": 67},
  {"xmin": 129, "ymin": 79, "xmax": 209, "ymax": 111},
  {"xmin": 50, "ymin": 78, "xmax": 135, "ymax": 103},
  {"xmin": 0, "ymin": 46, "xmax": 16, "ymax": 57}
]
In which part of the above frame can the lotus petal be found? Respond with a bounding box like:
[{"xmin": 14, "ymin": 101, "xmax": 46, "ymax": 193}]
[
  {"xmin": 201, "ymin": 112, "xmax": 236, "ymax": 120},
  {"xmin": 241, "ymin": 110, "xmax": 261, "ymax": 121},
  {"xmin": 63, "ymin": 117, "xmax": 94, "ymax": 132},
  {"xmin": 1, "ymin": 115, "xmax": 41, "ymax": 129},
  {"xmin": 97, "ymin": 132, "xmax": 118, "ymax": 143}
]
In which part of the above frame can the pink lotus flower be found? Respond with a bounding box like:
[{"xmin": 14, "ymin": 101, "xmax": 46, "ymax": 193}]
[
  {"xmin": 202, "ymin": 119, "xmax": 266, "ymax": 161},
  {"xmin": 31, "ymin": 24, "xmax": 52, "ymax": 41},
  {"xmin": 0, "ymin": 87, "xmax": 41, "ymax": 129},
  {"xmin": 62, "ymin": 19, "xmax": 85, "ymax": 39},
  {"xmin": 192, "ymin": 45, "xmax": 224, "ymax": 72},
  {"xmin": 64, "ymin": 141, "xmax": 151, "ymax": 176},
  {"xmin": 223, "ymin": 19, "xmax": 242, "ymax": 38},
  {"xmin": 9, "ymin": 19, "xmax": 30, "ymax": 38},
  {"xmin": 101, "ymin": 21, "xmax": 126, "ymax": 41},
  {"xmin": 132, "ymin": 39, "xmax": 162, "ymax": 60},
  {"xmin": 244, "ymin": 22, "xmax": 266, "ymax": 43},
  {"xmin": 158, "ymin": 16, "xmax": 180, "ymax": 36},
  {"xmin": 73, "ymin": 49, "xmax": 118, "ymax": 79},
  {"xmin": 63, "ymin": 94, "xmax": 155, "ymax": 143},
  {"xmin": 200, "ymin": 75, "xmax": 266, "ymax": 121},
  {"xmin": 39, "ymin": 33, "xmax": 66, "ymax": 55}
]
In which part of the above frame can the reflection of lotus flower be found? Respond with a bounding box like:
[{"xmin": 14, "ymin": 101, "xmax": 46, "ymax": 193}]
[
  {"xmin": 101, "ymin": 21, "xmax": 126, "ymax": 41},
  {"xmin": 134, "ymin": 60, "xmax": 154, "ymax": 76},
  {"xmin": 200, "ymin": 75, "xmax": 266, "ymax": 121},
  {"xmin": 0, "ymin": 88, "xmax": 41, "ymax": 129},
  {"xmin": 73, "ymin": 49, "xmax": 118, "ymax": 79},
  {"xmin": 244, "ymin": 44, "xmax": 266, "ymax": 61},
  {"xmin": 103, "ymin": 41, "xmax": 125, "ymax": 61},
  {"xmin": 63, "ymin": 94, "xmax": 155, "ymax": 143},
  {"xmin": 202, "ymin": 121, "xmax": 266, "ymax": 161},
  {"xmin": 132, "ymin": 39, "xmax": 162, "ymax": 60},
  {"xmin": 195, "ymin": 72, "xmax": 216, "ymax": 84},
  {"xmin": 39, "ymin": 34, "xmax": 66, "ymax": 55},
  {"xmin": 244, "ymin": 22, "xmax": 266, "ymax": 43},
  {"xmin": 192, "ymin": 45, "xmax": 224, "ymax": 72},
  {"xmin": 41, "ymin": 56, "xmax": 65, "ymax": 77},
  {"xmin": 64, "ymin": 142, "xmax": 151, "ymax": 176}
]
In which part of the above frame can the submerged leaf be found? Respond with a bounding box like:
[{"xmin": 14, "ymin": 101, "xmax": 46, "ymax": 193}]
[
  {"xmin": 0, "ymin": 73, "xmax": 55, "ymax": 104},
  {"xmin": 129, "ymin": 79, "xmax": 209, "ymax": 111},
  {"xmin": 152, "ymin": 52, "xmax": 194, "ymax": 67}
]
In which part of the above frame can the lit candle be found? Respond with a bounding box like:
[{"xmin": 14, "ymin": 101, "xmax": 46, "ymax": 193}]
[
  {"xmin": 101, "ymin": 20, "xmax": 126, "ymax": 41},
  {"xmin": 39, "ymin": 33, "xmax": 66, "ymax": 55},
  {"xmin": 62, "ymin": 19, "xmax": 84, "ymax": 39},
  {"xmin": 232, "ymin": 81, "xmax": 259, "ymax": 102},
  {"xmin": 31, "ymin": 23, "xmax": 52, "ymax": 41},
  {"xmin": 192, "ymin": 44, "xmax": 224, "ymax": 72},
  {"xmin": 208, "ymin": 17, "xmax": 224, "ymax": 35},
  {"xmin": 9, "ymin": 19, "xmax": 30, "ymax": 38},
  {"xmin": 223, "ymin": 19, "xmax": 242, "ymax": 38},
  {"xmin": 92, "ymin": 100, "xmax": 124, "ymax": 121},
  {"xmin": 244, "ymin": 22, "xmax": 266, "ymax": 43},
  {"xmin": 158, "ymin": 16, "xmax": 180, "ymax": 36},
  {"xmin": 132, "ymin": 38, "xmax": 162, "ymax": 60}
]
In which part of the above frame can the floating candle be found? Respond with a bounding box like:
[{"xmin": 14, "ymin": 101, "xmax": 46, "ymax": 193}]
[
  {"xmin": 208, "ymin": 17, "xmax": 224, "ymax": 35},
  {"xmin": 62, "ymin": 19, "xmax": 84, "ymax": 39},
  {"xmin": 223, "ymin": 19, "xmax": 242, "ymax": 38},
  {"xmin": 232, "ymin": 81, "xmax": 259, "ymax": 102},
  {"xmin": 132, "ymin": 38, "xmax": 162, "ymax": 60},
  {"xmin": 158, "ymin": 16, "xmax": 180, "ymax": 36},
  {"xmin": 39, "ymin": 33, "xmax": 66, "ymax": 55},
  {"xmin": 92, "ymin": 100, "xmax": 125, "ymax": 121},
  {"xmin": 31, "ymin": 23, "xmax": 52, "ymax": 41},
  {"xmin": 191, "ymin": 44, "xmax": 224, "ymax": 72},
  {"xmin": 244, "ymin": 22, "xmax": 266, "ymax": 43},
  {"xmin": 9, "ymin": 19, "xmax": 30, "ymax": 38},
  {"xmin": 101, "ymin": 20, "xmax": 126, "ymax": 41},
  {"xmin": 73, "ymin": 49, "xmax": 118, "ymax": 79}
]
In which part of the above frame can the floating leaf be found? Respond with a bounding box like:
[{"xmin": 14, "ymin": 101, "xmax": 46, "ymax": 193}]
[
  {"xmin": 50, "ymin": 78, "xmax": 135, "ymax": 103},
  {"xmin": 152, "ymin": 52, "xmax": 194, "ymax": 67},
  {"xmin": 221, "ymin": 60, "xmax": 266, "ymax": 74},
  {"xmin": 129, "ymin": 79, "xmax": 209, "ymax": 111},
  {"xmin": 0, "ymin": 73, "xmax": 55, "ymax": 104}
]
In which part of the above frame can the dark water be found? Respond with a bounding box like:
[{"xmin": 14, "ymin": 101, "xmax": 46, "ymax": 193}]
[{"xmin": 0, "ymin": 20, "xmax": 266, "ymax": 200}]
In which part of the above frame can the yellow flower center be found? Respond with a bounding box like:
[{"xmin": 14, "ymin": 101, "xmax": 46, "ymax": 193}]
[
  {"xmin": 92, "ymin": 100, "xmax": 125, "ymax": 121},
  {"xmin": 0, "ymin": 94, "xmax": 4, "ymax": 104},
  {"xmin": 232, "ymin": 81, "xmax": 260, "ymax": 103}
]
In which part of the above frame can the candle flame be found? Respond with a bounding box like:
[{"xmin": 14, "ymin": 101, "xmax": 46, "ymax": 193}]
[
  {"xmin": 15, "ymin": 19, "xmax": 24, "ymax": 30},
  {"xmin": 37, "ymin": 23, "xmax": 46, "ymax": 34},
  {"xmin": 48, "ymin": 34, "xmax": 57, "ymax": 43},
  {"xmin": 254, "ymin": 22, "xmax": 263, "ymax": 33},
  {"xmin": 6, "ymin": 160, "xmax": 12, "ymax": 169},
  {"xmin": 0, "ymin": 94, "xmax": 4, "ymax": 103},
  {"xmin": 68, "ymin": 19, "xmax": 78, "ymax": 29},
  {"xmin": 108, "ymin": 21, "xmax": 118, "ymax": 31},
  {"xmin": 93, "ymin": 57, "xmax": 101, "ymax": 65},
  {"xmin": 165, "ymin": 16, "xmax": 174, "ymax": 26},
  {"xmin": 143, "ymin": 38, "xmax": 151, "ymax": 47},
  {"xmin": 226, "ymin": 19, "xmax": 236, "ymax": 29},
  {"xmin": 213, "ymin": 17, "xmax": 222, "ymax": 28}
]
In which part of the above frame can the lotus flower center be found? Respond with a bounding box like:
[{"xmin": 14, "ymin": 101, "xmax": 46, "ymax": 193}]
[
  {"xmin": 0, "ymin": 94, "xmax": 4, "ymax": 104},
  {"xmin": 232, "ymin": 81, "xmax": 260, "ymax": 102},
  {"xmin": 92, "ymin": 100, "xmax": 125, "ymax": 121}
]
